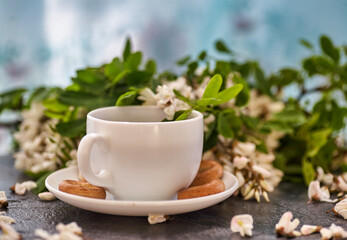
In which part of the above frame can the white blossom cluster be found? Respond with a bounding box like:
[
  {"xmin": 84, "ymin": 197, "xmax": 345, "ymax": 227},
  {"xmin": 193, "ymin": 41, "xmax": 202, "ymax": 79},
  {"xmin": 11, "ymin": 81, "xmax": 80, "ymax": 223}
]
[
  {"xmin": 13, "ymin": 102, "xmax": 77, "ymax": 175},
  {"xmin": 138, "ymin": 77, "xmax": 196, "ymax": 120},
  {"xmin": 35, "ymin": 222, "xmax": 83, "ymax": 240},
  {"xmin": 0, "ymin": 212, "xmax": 21, "ymax": 240},
  {"xmin": 214, "ymin": 139, "xmax": 283, "ymax": 202}
]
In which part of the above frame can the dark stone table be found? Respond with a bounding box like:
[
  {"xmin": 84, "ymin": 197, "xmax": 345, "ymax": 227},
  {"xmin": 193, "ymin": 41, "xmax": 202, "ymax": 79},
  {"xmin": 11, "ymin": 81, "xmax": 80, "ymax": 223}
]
[{"xmin": 0, "ymin": 155, "xmax": 346, "ymax": 239}]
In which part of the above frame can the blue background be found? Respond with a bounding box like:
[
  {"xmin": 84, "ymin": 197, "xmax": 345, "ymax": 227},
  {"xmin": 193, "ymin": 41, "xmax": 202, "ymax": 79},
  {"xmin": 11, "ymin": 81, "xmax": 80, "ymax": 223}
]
[{"xmin": 0, "ymin": 0, "xmax": 347, "ymax": 91}]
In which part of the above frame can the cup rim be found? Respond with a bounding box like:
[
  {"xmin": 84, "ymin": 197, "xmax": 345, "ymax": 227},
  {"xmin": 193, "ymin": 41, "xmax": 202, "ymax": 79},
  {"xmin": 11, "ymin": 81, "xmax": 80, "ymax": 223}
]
[{"xmin": 87, "ymin": 106, "xmax": 203, "ymax": 125}]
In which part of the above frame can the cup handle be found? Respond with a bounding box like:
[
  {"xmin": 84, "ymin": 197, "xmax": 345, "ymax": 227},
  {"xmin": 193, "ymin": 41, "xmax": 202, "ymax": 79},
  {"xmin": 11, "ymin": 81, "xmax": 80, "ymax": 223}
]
[{"xmin": 77, "ymin": 133, "xmax": 113, "ymax": 189}]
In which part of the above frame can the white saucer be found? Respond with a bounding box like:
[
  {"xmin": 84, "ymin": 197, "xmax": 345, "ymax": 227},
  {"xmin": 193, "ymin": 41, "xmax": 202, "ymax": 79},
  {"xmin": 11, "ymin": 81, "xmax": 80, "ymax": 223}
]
[{"xmin": 45, "ymin": 166, "xmax": 239, "ymax": 216}]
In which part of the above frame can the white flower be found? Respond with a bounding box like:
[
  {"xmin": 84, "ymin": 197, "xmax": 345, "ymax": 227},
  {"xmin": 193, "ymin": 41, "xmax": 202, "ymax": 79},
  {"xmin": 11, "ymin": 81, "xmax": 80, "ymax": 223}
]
[
  {"xmin": 329, "ymin": 224, "xmax": 347, "ymax": 239},
  {"xmin": 14, "ymin": 181, "xmax": 37, "ymax": 195},
  {"xmin": 0, "ymin": 192, "xmax": 8, "ymax": 208},
  {"xmin": 308, "ymin": 181, "xmax": 336, "ymax": 203},
  {"xmin": 162, "ymin": 104, "xmax": 176, "ymax": 120},
  {"xmin": 337, "ymin": 176, "xmax": 347, "ymax": 192},
  {"xmin": 156, "ymin": 85, "xmax": 176, "ymax": 106},
  {"xmin": 0, "ymin": 222, "xmax": 21, "ymax": 240},
  {"xmin": 166, "ymin": 77, "xmax": 195, "ymax": 100},
  {"xmin": 275, "ymin": 211, "xmax": 301, "ymax": 237},
  {"xmin": 35, "ymin": 222, "xmax": 83, "ymax": 240},
  {"xmin": 252, "ymin": 165, "xmax": 271, "ymax": 178},
  {"xmin": 300, "ymin": 225, "xmax": 321, "ymax": 236},
  {"xmin": 56, "ymin": 222, "xmax": 82, "ymax": 235},
  {"xmin": 320, "ymin": 228, "xmax": 333, "ymax": 240},
  {"xmin": 148, "ymin": 214, "xmax": 167, "ymax": 225},
  {"xmin": 233, "ymin": 156, "xmax": 249, "ymax": 169},
  {"xmin": 316, "ymin": 167, "xmax": 334, "ymax": 186},
  {"xmin": 138, "ymin": 88, "xmax": 157, "ymax": 106},
  {"xmin": 334, "ymin": 198, "xmax": 347, "ymax": 219},
  {"xmin": 35, "ymin": 229, "xmax": 53, "ymax": 240},
  {"xmin": 235, "ymin": 171, "xmax": 245, "ymax": 186},
  {"xmin": 0, "ymin": 216, "xmax": 15, "ymax": 225},
  {"xmin": 233, "ymin": 141, "xmax": 256, "ymax": 157},
  {"xmin": 230, "ymin": 214, "xmax": 253, "ymax": 237},
  {"xmin": 254, "ymin": 152, "xmax": 275, "ymax": 164},
  {"xmin": 38, "ymin": 192, "xmax": 56, "ymax": 201}
]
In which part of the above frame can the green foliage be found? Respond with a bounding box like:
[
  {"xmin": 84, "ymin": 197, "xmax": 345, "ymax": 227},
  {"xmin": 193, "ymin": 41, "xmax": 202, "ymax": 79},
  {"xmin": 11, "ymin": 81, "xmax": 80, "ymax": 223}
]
[{"xmin": 215, "ymin": 40, "xmax": 232, "ymax": 54}]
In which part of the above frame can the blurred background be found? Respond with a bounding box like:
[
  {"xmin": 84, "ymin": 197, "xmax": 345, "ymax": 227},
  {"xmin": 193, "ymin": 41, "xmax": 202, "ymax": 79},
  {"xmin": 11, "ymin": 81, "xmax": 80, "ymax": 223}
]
[{"xmin": 0, "ymin": 0, "xmax": 347, "ymax": 154}]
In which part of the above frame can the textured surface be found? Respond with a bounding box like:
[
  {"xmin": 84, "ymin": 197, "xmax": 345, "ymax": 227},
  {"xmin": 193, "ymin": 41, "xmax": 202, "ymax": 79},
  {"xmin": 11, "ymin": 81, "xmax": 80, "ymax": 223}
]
[{"xmin": 0, "ymin": 155, "xmax": 346, "ymax": 239}]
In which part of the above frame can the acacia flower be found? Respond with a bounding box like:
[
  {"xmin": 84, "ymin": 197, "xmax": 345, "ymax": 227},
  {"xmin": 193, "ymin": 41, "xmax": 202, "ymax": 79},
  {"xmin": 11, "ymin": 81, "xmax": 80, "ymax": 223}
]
[
  {"xmin": 12, "ymin": 181, "xmax": 37, "ymax": 195},
  {"xmin": 230, "ymin": 214, "xmax": 253, "ymax": 237},
  {"xmin": 38, "ymin": 192, "xmax": 56, "ymax": 201},
  {"xmin": 137, "ymin": 88, "xmax": 157, "ymax": 105},
  {"xmin": 0, "ymin": 222, "xmax": 21, "ymax": 240},
  {"xmin": 329, "ymin": 224, "xmax": 347, "ymax": 239},
  {"xmin": 148, "ymin": 214, "xmax": 168, "ymax": 225},
  {"xmin": 316, "ymin": 167, "xmax": 334, "ymax": 186},
  {"xmin": 333, "ymin": 198, "xmax": 347, "ymax": 219},
  {"xmin": 300, "ymin": 225, "xmax": 322, "ymax": 236},
  {"xmin": 233, "ymin": 141, "xmax": 256, "ymax": 157},
  {"xmin": 233, "ymin": 156, "xmax": 249, "ymax": 170},
  {"xmin": 35, "ymin": 222, "xmax": 83, "ymax": 240},
  {"xmin": 0, "ymin": 213, "xmax": 15, "ymax": 225},
  {"xmin": 308, "ymin": 181, "xmax": 336, "ymax": 203},
  {"xmin": 252, "ymin": 165, "xmax": 271, "ymax": 178},
  {"xmin": 336, "ymin": 176, "xmax": 347, "ymax": 192},
  {"xmin": 56, "ymin": 222, "xmax": 82, "ymax": 235},
  {"xmin": 275, "ymin": 211, "xmax": 301, "ymax": 237},
  {"xmin": 0, "ymin": 191, "xmax": 8, "ymax": 208},
  {"xmin": 320, "ymin": 227, "xmax": 333, "ymax": 240}
]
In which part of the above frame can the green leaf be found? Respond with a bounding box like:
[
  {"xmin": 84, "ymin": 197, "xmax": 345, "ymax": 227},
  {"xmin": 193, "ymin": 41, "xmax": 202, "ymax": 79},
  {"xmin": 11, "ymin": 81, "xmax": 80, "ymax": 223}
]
[
  {"xmin": 0, "ymin": 88, "xmax": 27, "ymax": 113},
  {"xmin": 215, "ymin": 40, "xmax": 232, "ymax": 54},
  {"xmin": 299, "ymin": 38, "xmax": 314, "ymax": 50},
  {"xmin": 175, "ymin": 109, "xmax": 193, "ymax": 121},
  {"xmin": 302, "ymin": 160, "xmax": 315, "ymax": 185},
  {"xmin": 233, "ymin": 76, "xmax": 250, "ymax": 107},
  {"xmin": 197, "ymin": 98, "xmax": 222, "ymax": 107},
  {"xmin": 261, "ymin": 121, "xmax": 293, "ymax": 134},
  {"xmin": 43, "ymin": 98, "xmax": 68, "ymax": 112},
  {"xmin": 112, "ymin": 69, "xmax": 131, "ymax": 85},
  {"xmin": 272, "ymin": 109, "xmax": 306, "ymax": 126},
  {"xmin": 116, "ymin": 90, "xmax": 138, "ymax": 106},
  {"xmin": 145, "ymin": 59, "xmax": 156, "ymax": 75},
  {"xmin": 176, "ymin": 56, "xmax": 191, "ymax": 66},
  {"xmin": 216, "ymin": 83, "xmax": 243, "ymax": 104},
  {"xmin": 27, "ymin": 87, "xmax": 60, "ymax": 106},
  {"xmin": 126, "ymin": 71, "xmax": 152, "ymax": 86},
  {"xmin": 58, "ymin": 91, "xmax": 115, "ymax": 109},
  {"xmin": 202, "ymin": 74, "xmax": 223, "ymax": 99},
  {"xmin": 32, "ymin": 171, "xmax": 54, "ymax": 194},
  {"xmin": 125, "ymin": 52, "xmax": 142, "ymax": 70},
  {"xmin": 308, "ymin": 128, "xmax": 332, "ymax": 157},
  {"xmin": 217, "ymin": 112, "xmax": 234, "ymax": 139},
  {"xmin": 56, "ymin": 118, "xmax": 86, "ymax": 138},
  {"xmin": 198, "ymin": 51, "xmax": 207, "ymax": 61},
  {"xmin": 123, "ymin": 37, "xmax": 132, "ymax": 61},
  {"xmin": 187, "ymin": 62, "xmax": 198, "ymax": 75},
  {"xmin": 72, "ymin": 69, "xmax": 106, "ymax": 93},
  {"xmin": 320, "ymin": 35, "xmax": 340, "ymax": 62},
  {"xmin": 105, "ymin": 58, "xmax": 123, "ymax": 78}
]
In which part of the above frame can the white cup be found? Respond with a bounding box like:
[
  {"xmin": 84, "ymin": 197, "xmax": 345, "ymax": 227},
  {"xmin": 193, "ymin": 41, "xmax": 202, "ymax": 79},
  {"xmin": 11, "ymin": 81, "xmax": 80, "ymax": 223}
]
[{"xmin": 77, "ymin": 106, "xmax": 203, "ymax": 201}]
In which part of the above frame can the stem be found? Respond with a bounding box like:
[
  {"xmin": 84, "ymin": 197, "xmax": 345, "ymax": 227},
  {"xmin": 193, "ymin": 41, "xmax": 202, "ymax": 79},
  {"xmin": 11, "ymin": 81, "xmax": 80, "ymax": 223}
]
[{"xmin": 297, "ymin": 86, "xmax": 329, "ymax": 101}]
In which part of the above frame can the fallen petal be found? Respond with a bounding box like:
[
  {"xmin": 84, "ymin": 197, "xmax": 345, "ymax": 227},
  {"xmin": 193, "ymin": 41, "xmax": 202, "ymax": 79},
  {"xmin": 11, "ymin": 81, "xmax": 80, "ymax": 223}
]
[{"xmin": 230, "ymin": 214, "xmax": 253, "ymax": 237}]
